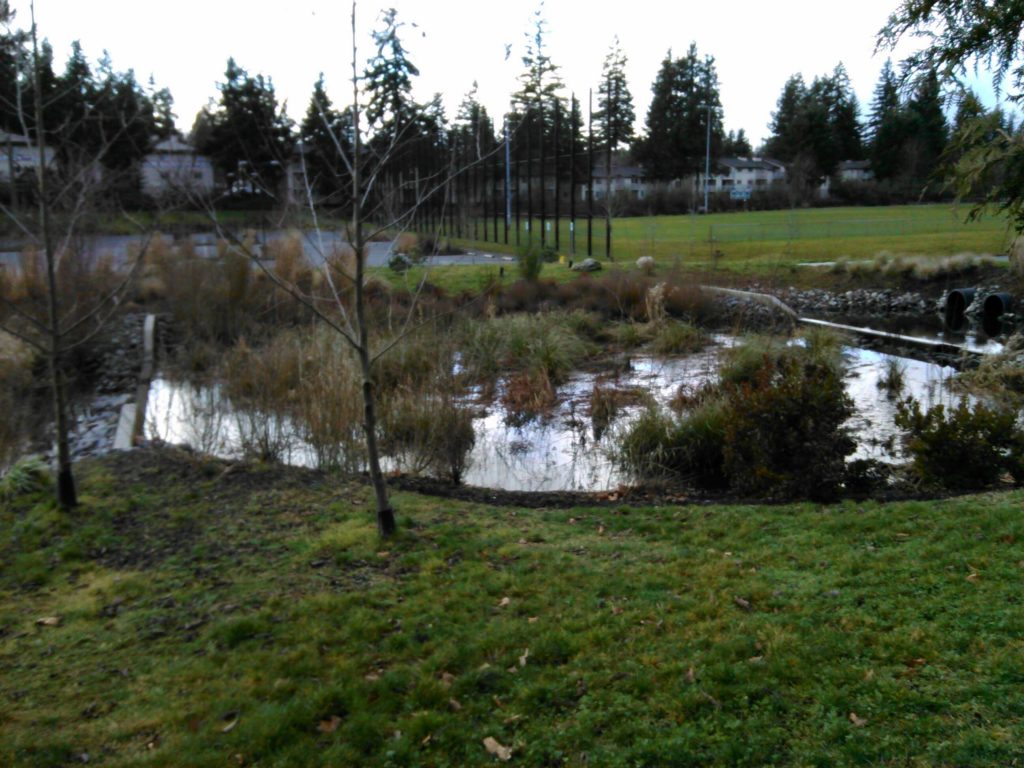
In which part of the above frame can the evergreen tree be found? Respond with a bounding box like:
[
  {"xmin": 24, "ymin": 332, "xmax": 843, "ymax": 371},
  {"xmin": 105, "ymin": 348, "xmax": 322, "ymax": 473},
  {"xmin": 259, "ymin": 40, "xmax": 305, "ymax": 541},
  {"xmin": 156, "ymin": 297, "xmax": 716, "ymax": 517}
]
[
  {"xmin": 823, "ymin": 63, "xmax": 863, "ymax": 161},
  {"xmin": 511, "ymin": 5, "xmax": 565, "ymax": 122},
  {"xmin": 765, "ymin": 66, "xmax": 863, "ymax": 187},
  {"xmin": 636, "ymin": 44, "xmax": 722, "ymax": 181},
  {"xmin": 300, "ymin": 73, "xmax": 352, "ymax": 204},
  {"xmin": 453, "ymin": 82, "xmax": 495, "ymax": 161},
  {"xmin": 149, "ymin": 80, "xmax": 177, "ymax": 140},
  {"xmin": 868, "ymin": 60, "xmax": 905, "ymax": 181},
  {"xmin": 595, "ymin": 36, "xmax": 634, "ymax": 152},
  {"xmin": 95, "ymin": 64, "xmax": 155, "ymax": 172},
  {"xmin": 763, "ymin": 74, "xmax": 808, "ymax": 162},
  {"xmin": 902, "ymin": 69, "xmax": 948, "ymax": 184},
  {"xmin": 198, "ymin": 58, "xmax": 295, "ymax": 199},
  {"xmin": 364, "ymin": 7, "xmax": 419, "ymax": 137},
  {"xmin": 722, "ymin": 129, "xmax": 752, "ymax": 157}
]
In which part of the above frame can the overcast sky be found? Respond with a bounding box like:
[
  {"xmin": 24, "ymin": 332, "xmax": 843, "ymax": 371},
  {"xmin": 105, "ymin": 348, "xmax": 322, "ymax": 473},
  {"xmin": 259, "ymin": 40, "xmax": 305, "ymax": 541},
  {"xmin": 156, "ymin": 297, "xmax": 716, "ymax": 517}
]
[{"xmin": 8, "ymin": 0, "xmax": 1011, "ymax": 147}]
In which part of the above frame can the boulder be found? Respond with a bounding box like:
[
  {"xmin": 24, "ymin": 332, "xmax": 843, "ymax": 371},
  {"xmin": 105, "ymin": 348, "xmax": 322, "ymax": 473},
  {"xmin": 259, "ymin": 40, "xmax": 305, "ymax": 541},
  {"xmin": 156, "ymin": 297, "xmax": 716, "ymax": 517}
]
[{"xmin": 571, "ymin": 258, "xmax": 602, "ymax": 273}]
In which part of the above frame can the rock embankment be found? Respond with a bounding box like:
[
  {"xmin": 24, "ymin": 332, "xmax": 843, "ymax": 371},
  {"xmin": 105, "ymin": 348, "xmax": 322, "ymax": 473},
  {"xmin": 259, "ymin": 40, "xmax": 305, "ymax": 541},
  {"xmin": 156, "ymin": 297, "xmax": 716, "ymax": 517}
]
[
  {"xmin": 771, "ymin": 287, "xmax": 933, "ymax": 316},
  {"xmin": 62, "ymin": 313, "xmax": 158, "ymax": 460}
]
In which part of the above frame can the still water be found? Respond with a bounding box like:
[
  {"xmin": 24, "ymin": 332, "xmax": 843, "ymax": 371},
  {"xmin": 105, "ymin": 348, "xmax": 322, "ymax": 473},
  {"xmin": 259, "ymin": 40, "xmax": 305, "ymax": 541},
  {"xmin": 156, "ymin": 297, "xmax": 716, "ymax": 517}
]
[{"xmin": 146, "ymin": 339, "xmax": 965, "ymax": 493}]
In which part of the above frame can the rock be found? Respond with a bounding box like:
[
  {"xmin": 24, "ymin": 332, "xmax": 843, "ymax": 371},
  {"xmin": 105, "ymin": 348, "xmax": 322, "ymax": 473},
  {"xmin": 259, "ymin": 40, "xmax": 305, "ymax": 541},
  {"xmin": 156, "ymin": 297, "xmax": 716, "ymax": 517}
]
[{"xmin": 572, "ymin": 258, "xmax": 602, "ymax": 273}]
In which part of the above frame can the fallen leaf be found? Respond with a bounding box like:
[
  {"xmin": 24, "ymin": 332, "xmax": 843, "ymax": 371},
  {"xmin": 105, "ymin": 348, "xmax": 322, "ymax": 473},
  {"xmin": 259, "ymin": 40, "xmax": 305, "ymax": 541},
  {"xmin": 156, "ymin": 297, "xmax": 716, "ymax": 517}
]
[
  {"xmin": 518, "ymin": 538, "xmax": 527, "ymax": 545},
  {"xmin": 518, "ymin": 648, "xmax": 530, "ymax": 667},
  {"xmin": 966, "ymin": 572, "xmax": 979, "ymax": 583},
  {"xmin": 448, "ymin": 698, "xmax": 462, "ymax": 712},
  {"xmin": 35, "ymin": 616, "xmax": 61, "ymax": 627},
  {"xmin": 440, "ymin": 672, "xmax": 456, "ymax": 687},
  {"xmin": 421, "ymin": 734, "xmax": 433, "ymax": 746},
  {"xmin": 221, "ymin": 715, "xmax": 239, "ymax": 734},
  {"xmin": 483, "ymin": 736, "xmax": 513, "ymax": 761},
  {"xmin": 506, "ymin": 666, "xmax": 518, "ymax": 674},
  {"xmin": 497, "ymin": 597, "xmax": 511, "ymax": 608},
  {"xmin": 747, "ymin": 655, "xmax": 764, "ymax": 664},
  {"xmin": 376, "ymin": 551, "xmax": 390, "ymax": 559},
  {"xmin": 611, "ymin": 605, "xmax": 623, "ymax": 615},
  {"xmin": 492, "ymin": 695, "xmax": 504, "ymax": 709},
  {"xmin": 527, "ymin": 616, "xmax": 539, "ymax": 624},
  {"xmin": 364, "ymin": 672, "xmax": 380, "ymax": 682},
  {"xmin": 733, "ymin": 596, "xmax": 752, "ymax": 612},
  {"xmin": 598, "ymin": 525, "xmax": 606, "ymax": 535},
  {"xmin": 863, "ymin": 669, "xmax": 875, "ymax": 681},
  {"xmin": 905, "ymin": 658, "xmax": 927, "ymax": 669},
  {"xmin": 849, "ymin": 712, "xmax": 868, "ymax": 728},
  {"xmin": 685, "ymin": 667, "xmax": 696, "ymax": 683},
  {"xmin": 318, "ymin": 715, "xmax": 342, "ymax": 733}
]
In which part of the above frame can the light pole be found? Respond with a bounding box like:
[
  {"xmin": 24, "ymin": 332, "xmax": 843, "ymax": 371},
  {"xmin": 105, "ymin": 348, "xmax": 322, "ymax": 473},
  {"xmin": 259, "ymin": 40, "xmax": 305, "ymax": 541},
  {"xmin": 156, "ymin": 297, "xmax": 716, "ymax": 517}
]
[{"xmin": 699, "ymin": 103, "xmax": 715, "ymax": 213}]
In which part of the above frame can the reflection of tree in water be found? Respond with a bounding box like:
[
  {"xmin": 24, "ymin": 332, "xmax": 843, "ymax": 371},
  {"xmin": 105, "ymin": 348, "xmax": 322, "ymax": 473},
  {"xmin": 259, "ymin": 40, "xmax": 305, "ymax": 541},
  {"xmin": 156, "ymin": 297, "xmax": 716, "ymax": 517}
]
[{"xmin": 145, "ymin": 340, "xmax": 971, "ymax": 492}]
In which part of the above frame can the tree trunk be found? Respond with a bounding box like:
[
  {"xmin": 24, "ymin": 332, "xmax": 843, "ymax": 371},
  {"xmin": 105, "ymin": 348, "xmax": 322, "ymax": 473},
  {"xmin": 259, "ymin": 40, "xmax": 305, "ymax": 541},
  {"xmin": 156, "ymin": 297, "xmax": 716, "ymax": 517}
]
[
  {"xmin": 358, "ymin": 346, "xmax": 395, "ymax": 538},
  {"xmin": 32, "ymin": 7, "xmax": 76, "ymax": 509},
  {"xmin": 350, "ymin": 1, "xmax": 395, "ymax": 538}
]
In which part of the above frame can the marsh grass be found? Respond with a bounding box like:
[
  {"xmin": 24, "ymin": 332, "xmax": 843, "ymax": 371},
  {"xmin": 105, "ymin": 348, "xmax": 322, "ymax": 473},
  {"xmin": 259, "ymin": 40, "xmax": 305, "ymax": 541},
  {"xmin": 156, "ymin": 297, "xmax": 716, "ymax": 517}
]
[
  {"xmin": 877, "ymin": 356, "xmax": 908, "ymax": 398},
  {"xmin": 651, "ymin": 321, "xmax": 708, "ymax": 355}
]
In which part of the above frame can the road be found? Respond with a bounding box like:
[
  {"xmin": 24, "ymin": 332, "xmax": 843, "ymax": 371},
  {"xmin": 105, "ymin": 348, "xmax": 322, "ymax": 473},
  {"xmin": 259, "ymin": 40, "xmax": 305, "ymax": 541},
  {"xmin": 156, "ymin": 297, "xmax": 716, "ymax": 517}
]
[{"xmin": 0, "ymin": 230, "xmax": 515, "ymax": 269}]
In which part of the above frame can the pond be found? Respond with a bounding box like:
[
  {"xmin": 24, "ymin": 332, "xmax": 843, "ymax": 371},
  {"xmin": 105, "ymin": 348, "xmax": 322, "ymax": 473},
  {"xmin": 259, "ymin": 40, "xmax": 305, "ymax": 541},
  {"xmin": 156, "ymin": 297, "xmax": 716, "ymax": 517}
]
[{"xmin": 145, "ymin": 336, "xmax": 966, "ymax": 493}]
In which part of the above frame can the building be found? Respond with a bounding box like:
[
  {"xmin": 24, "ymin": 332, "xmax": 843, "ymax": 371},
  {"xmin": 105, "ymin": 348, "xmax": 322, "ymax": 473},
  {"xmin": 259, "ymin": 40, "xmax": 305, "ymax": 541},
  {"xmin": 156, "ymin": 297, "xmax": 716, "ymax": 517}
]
[
  {"xmin": 704, "ymin": 157, "xmax": 787, "ymax": 193},
  {"xmin": 0, "ymin": 130, "xmax": 55, "ymax": 182},
  {"xmin": 587, "ymin": 163, "xmax": 652, "ymax": 201},
  {"xmin": 141, "ymin": 136, "xmax": 215, "ymax": 200}
]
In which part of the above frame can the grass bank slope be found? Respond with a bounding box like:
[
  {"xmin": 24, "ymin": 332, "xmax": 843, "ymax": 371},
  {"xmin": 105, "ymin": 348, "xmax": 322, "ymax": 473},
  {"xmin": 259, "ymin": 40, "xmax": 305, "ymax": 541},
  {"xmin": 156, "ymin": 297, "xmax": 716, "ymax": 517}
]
[{"xmin": 1, "ymin": 448, "xmax": 1022, "ymax": 766}]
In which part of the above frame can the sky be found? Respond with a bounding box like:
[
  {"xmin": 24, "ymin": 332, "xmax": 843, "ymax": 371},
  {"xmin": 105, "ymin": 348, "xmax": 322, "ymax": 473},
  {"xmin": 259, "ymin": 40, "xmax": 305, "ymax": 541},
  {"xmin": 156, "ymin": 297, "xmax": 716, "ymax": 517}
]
[{"xmin": 7, "ymin": 0, "xmax": 1012, "ymax": 148}]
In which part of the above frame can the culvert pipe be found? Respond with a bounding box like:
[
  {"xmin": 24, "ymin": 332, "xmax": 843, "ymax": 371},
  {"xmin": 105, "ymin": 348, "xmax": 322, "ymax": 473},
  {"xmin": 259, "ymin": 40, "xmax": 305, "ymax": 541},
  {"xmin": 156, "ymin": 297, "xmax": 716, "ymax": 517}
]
[
  {"xmin": 983, "ymin": 292, "xmax": 1013, "ymax": 320},
  {"xmin": 945, "ymin": 288, "xmax": 976, "ymax": 328}
]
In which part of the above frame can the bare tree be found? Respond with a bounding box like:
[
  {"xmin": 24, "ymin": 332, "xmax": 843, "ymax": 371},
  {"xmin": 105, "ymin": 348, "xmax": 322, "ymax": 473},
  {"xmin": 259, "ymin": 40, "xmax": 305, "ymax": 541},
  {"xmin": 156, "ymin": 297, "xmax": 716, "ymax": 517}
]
[
  {"xmin": 192, "ymin": 2, "xmax": 497, "ymax": 538},
  {"xmin": 0, "ymin": 1, "xmax": 158, "ymax": 507}
]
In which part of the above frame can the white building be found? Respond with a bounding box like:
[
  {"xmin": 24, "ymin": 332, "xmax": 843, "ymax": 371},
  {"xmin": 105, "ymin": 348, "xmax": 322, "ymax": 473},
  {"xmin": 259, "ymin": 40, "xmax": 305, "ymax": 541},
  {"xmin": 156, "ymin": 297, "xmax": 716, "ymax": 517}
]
[
  {"xmin": 587, "ymin": 164, "xmax": 651, "ymax": 201},
  {"xmin": 704, "ymin": 157, "xmax": 787, "ymax": 192},
  {"xmin": 0, "ymin": 130, "xmax": 56, "ymax": 182},
  {"xmin": 141, "ymin": 136, "xmax": 215, "ymax": 200}
]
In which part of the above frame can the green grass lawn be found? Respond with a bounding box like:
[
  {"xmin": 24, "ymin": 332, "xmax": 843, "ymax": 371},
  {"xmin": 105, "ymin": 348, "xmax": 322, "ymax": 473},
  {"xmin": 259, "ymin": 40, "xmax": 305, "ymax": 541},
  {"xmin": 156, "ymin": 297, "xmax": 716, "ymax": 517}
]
[
  {"xmin": 450, "ymin": 204, "xmax": 1015, "ymax": 273},
  {"xmin": 2, "ymin": 449, "xmax": 1022, "ymax": 766}
]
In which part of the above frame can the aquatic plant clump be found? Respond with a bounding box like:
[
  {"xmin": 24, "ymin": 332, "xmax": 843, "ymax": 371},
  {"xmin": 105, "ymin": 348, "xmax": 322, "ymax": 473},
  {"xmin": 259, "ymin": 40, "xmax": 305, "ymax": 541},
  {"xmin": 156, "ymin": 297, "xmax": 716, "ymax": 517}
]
[{"xmin": 620, "ymin": 333, "xmax": 856, "ymax": 499}]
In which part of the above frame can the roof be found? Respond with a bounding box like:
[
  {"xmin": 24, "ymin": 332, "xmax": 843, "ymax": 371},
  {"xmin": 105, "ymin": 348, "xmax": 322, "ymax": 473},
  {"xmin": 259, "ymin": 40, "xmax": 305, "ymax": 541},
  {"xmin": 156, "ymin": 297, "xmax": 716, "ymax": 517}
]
[
  {"xmin": 151, "ymin": 136, "xmax": 196, "ymax": 154},
  {"xmin": 0, "ymin": 131, "xmax": 33, "ymax": 146},
  {"xmin": 716, "ymin": 157, "xmax": 785, "ymax": 172},
  {"xmin": 592, "ymin": 164, "xmax": 646, "ymax": 179}
]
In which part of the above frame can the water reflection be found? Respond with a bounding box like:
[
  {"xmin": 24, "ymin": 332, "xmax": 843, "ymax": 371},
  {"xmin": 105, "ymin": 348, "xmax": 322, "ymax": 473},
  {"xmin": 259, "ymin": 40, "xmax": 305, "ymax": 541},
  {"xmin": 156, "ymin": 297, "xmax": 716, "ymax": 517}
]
[{"xmin": 146, "ymin": 341, "xmax": 965, "ymax": 492}]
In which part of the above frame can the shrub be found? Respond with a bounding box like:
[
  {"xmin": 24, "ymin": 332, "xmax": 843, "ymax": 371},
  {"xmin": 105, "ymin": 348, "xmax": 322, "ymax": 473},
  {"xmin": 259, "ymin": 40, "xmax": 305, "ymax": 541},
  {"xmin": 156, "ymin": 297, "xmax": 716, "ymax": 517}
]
[
  {"xmin": 895, "ymin": 397, "xmax": 1024, "ymax": 490},
  {"xmin": 619, "ymin": 333, "xmax": 855, "ymax": 499},
  {"xmin": 517, "ymin": 242, "xmax": 544, "ymax": 282},
  {"xmin": 721, "ymin": 353, "xmax": 854, "ymax": 500}
]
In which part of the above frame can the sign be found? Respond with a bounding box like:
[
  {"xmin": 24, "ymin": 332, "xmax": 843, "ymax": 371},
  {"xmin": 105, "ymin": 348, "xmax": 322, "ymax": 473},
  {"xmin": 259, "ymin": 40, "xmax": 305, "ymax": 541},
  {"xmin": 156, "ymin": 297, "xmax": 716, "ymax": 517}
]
[{"xmin": 730, "ymin": 188, "xmax": 752, "ymax": 201}]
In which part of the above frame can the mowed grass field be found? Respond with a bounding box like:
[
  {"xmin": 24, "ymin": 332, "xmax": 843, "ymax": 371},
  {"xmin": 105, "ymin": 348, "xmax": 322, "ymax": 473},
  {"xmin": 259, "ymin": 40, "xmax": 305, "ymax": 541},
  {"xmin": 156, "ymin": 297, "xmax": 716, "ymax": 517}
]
[
  {"xmin": 451, "ymin": 204, "xmax": 1015, "ymax": 274},
  {"xmin": 2, "ymin": 449, "xmax": 1023, "ymax": 766}
]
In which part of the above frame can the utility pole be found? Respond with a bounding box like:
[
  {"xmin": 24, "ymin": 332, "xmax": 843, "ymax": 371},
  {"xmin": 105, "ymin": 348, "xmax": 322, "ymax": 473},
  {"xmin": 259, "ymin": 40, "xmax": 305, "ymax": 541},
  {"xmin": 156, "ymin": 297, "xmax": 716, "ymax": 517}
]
[{"xmin": 700, "ymin": 103, "xmax": 713, "ymax": 213}]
